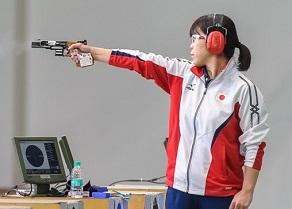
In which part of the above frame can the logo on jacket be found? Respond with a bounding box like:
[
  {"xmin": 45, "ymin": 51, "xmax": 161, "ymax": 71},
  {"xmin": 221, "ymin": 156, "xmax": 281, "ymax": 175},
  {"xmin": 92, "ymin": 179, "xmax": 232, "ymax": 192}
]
[
  {"xmin": 186, "ymin": 83, "xmax": 196, "ymax": 91},
  {"xmin": 216, "ymin": 93, "xmax": 226, "ymax": 101}
]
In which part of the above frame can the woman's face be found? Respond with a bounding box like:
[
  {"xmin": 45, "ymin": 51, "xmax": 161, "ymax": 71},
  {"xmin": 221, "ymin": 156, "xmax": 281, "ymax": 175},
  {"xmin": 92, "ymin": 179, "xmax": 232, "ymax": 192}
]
[{"xmin": 190, "ymin": 29, "xmax": 211, "ymax": 66}]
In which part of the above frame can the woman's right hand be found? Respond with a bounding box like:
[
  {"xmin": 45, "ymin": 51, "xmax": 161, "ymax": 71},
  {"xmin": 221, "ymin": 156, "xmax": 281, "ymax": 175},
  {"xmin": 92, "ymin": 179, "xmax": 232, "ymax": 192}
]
[
  {"xmin": 68, "ymin": 43, "xmax": 112, "ymax": 66},
  {"xmin": 68, "ymin": 43, "xmax": 92, "ymax": 53},
  {"xmin": 68, "ymin": 43, "xmax": 93, "ymax": 67}
]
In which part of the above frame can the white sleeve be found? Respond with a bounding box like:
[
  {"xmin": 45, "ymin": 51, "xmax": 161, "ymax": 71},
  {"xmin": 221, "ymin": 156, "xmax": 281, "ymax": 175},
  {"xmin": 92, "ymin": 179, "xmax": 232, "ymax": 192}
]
[
  {"xmin": 238, "ymin": 77, "xmax": 270, "ymax": 170},
  {"xmin": 110, "ymin": 49, "xmax": 193, "ymax": 77}
]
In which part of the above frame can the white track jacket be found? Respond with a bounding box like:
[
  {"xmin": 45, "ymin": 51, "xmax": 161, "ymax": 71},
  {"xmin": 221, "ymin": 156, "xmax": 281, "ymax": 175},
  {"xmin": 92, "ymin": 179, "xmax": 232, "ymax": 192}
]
[{"xmin": 109, "ymin": 49, "xmax": 269, "ymax": 197}]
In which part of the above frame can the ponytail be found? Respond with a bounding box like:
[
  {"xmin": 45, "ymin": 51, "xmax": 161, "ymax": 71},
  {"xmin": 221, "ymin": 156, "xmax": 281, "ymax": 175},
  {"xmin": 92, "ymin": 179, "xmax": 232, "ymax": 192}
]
[{"xmin": 237, "ymin": 42, "xmax": 251, "ymax": 71}]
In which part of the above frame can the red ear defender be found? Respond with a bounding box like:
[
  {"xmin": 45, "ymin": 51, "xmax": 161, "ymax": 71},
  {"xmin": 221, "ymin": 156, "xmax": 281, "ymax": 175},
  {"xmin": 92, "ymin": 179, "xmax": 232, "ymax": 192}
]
[
  {"xmin": 206, "ymin": 30, "xmax": 225, "ymax": 55},
  {"xmin": 206, "ymin": 14, "xmax": 227, "ymax": 55}
]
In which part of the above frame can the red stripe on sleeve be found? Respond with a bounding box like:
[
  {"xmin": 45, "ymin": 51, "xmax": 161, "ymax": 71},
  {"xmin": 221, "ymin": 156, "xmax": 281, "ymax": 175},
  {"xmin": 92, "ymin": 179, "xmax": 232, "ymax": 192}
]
[
  {"xmin": 165, "ymin": 75, "xmax": 183, "ymax": 187},
  {"xmin": 252, "ymin": 142, "xmax": 266, "ymax": 170},
  {"xmin": 109, "ymin": 54, "xmax": 170, "ymax": 93}
]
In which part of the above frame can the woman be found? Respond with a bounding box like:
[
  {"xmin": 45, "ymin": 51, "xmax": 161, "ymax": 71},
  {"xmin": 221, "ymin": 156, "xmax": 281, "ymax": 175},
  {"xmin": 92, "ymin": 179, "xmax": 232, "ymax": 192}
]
[{"xmin": 69, "ymin": 14, "xmax": 269, "ymax": 209}]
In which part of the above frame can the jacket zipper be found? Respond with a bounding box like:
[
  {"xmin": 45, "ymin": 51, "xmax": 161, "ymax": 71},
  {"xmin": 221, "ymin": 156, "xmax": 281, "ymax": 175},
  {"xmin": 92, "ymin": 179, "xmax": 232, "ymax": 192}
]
[{"xmin": 186, "ymin": 77, "xmax": 211, "ymax": 193}]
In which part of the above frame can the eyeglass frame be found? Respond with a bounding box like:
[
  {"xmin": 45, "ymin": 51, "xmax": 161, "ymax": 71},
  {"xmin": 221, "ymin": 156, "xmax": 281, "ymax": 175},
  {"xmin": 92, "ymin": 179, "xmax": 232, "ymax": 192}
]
[{"xmin": 190, "ymin": 34, "xmax": 206, "ymax": 44}]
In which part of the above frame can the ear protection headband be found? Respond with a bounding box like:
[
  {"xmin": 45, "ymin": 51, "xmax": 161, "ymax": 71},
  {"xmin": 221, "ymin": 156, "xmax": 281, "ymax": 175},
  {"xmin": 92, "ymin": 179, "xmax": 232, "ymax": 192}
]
[{"xmin": 206, "ymin": 14, "xmax": 227, "ymax": 55}]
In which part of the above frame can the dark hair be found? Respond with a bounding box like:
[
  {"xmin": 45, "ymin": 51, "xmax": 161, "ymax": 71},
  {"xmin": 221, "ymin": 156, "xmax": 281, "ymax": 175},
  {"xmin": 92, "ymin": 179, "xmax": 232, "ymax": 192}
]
[{"xmin": 189, "ymin": 14, "xmax": 251, "ymax": 71}]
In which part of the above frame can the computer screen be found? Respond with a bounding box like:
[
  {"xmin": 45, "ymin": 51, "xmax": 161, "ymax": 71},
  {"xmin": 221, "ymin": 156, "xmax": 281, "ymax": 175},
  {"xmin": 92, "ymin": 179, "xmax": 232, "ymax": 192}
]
[{"xmin": 14, "ymin": 137, "xmax": 67, "ymax": 195}]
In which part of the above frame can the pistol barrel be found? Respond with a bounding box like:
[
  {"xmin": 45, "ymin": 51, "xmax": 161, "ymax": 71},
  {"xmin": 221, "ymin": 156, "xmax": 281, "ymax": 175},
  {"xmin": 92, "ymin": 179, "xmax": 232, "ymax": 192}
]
[
  {"xmin": 31, "ymin": 41, "xmax": 53, "ymax": 49},
  {"xmin": 31, "ymin": 41, "xmax": 42, "ymax": 48}
]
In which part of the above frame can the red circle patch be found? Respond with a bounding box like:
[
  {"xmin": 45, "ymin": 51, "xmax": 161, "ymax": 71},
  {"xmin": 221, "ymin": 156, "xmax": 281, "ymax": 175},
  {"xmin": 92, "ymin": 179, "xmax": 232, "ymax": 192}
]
[{"xmin": 219, "ymin": 95, "xmax": 225, "ymax": 100}]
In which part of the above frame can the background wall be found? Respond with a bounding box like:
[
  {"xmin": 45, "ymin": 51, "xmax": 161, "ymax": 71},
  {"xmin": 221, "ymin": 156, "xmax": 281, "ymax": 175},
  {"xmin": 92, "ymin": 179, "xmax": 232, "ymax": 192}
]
[
  {"xmin": 0, "ymin": 0, "xmax": 17, "ymax": 187},
  {"xmin": 1, "ymin": 0, "xmax": 291, "ymax": 208}
]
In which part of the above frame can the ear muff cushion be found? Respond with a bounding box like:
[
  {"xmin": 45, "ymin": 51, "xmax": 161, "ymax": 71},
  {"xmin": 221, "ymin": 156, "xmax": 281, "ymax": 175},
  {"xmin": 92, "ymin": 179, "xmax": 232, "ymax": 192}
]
[{"xmin": 206, "ymin": 31, "xmax": 225, "ymax": 55}]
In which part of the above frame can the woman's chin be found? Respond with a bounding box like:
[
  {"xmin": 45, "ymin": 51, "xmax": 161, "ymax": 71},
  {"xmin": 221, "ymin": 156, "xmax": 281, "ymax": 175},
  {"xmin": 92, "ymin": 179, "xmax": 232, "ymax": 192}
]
[{"xmin": 192, "ymin": 60, "xmax": 203, "ymax": 67}]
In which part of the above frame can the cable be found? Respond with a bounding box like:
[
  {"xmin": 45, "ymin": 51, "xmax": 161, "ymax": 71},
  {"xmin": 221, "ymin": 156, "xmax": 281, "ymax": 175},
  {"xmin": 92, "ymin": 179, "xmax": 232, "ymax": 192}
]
[
  {"xmin": 54, "ymin": 182, "xmax": 68, "ymax": 189},
  {"xmin": 47, "ymin": 187, "xmax": 68, "ymax": 197},
  {"xmin": 1, "ymin": 186, "xmax": 17, "ymax": 197},
  {"xmin": 49, "ymin": 180, "xmax": 72, "ymax": 197},
  {"xmin": 108, "ymin": 175, "xmax": 166, "ymax": 186},
  {"xmin": 148, "ymin": 176, "xmax": 166, "ymax": 182},
  {"xmin": 1, "ymin": 183, "xmax": 33, "ymax": 197},
  {"xmin": 3, "ymin": 183, "xmax": 68, "ymax": 197},
  {"xmin": 54, "ymin": 174, "xmax": 70, "ymax": 188},
  {"xmin": 15, "ymin": 183, "xmax": 33, "ymax": 197},
  {"xmin": 110, "ymin": 189, "xmax": 132, "ymax": 200}
]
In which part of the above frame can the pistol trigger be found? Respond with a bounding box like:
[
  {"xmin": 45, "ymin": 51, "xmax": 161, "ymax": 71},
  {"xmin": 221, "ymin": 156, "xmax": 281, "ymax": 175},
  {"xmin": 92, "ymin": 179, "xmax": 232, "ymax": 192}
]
[
  {"xmin": 64, "ymin": 48, "xmax": 68, "ymax": 56},
  {"xmin": 70, "ymin": 49, "xmax": 79, "ymax": 57}
]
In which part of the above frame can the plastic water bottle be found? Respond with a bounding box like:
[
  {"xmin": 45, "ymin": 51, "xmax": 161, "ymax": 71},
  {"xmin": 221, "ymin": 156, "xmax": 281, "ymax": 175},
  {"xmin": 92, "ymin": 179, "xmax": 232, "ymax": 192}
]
[{"xmin": 70, "ymin": 160, "xmax": 83, "ymax": 198}]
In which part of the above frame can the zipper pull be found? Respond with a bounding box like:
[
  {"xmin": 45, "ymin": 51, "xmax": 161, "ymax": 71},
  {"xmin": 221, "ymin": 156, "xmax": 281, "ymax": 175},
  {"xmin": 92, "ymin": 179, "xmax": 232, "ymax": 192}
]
[{"xmin": 204, "ymin": 88, "xmax": 207, "ymax": 95}]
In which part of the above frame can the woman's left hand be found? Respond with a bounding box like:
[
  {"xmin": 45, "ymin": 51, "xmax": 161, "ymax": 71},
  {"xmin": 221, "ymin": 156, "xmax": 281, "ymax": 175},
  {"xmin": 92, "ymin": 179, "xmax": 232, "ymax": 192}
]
[{"xmin": 229, "ymin": 190, "xmax": 253, "ymax": 209}]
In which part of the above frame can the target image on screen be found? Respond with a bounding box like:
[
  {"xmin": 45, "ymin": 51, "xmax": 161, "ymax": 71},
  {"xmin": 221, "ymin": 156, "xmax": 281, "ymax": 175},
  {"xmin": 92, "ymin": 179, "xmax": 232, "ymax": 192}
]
[
  {"xmin": 26, "ymin": 145, "xmax": 44, "ymax": 167},
  {"xmin": 19, "ymin": 140, "xmax": 62, "ymax": 175}
]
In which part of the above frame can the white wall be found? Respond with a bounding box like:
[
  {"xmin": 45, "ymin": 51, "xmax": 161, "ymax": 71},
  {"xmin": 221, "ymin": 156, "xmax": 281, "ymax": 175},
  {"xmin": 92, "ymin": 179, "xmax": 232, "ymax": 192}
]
[
  {"xmin": 1, "ymin": 0, "xmax": 291, "ymax": 208},
  {"xmin": 0, "ymin": 0, "xmax": 28, "ymax": 187}
]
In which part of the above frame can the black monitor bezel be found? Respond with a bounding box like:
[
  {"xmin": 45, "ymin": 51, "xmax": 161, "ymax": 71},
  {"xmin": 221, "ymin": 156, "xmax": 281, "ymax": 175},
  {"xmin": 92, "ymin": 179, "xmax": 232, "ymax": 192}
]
[{"xmin": 14, "ymin": 136, "xmax": 67, "ymax": 185}]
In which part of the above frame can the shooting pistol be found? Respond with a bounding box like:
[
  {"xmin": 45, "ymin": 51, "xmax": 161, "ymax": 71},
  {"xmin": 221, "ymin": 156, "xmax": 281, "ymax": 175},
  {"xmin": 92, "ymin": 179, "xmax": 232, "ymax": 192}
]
[{"xmin": 31, "ymin": 40, "xmax": 93, "ymax": 67}]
